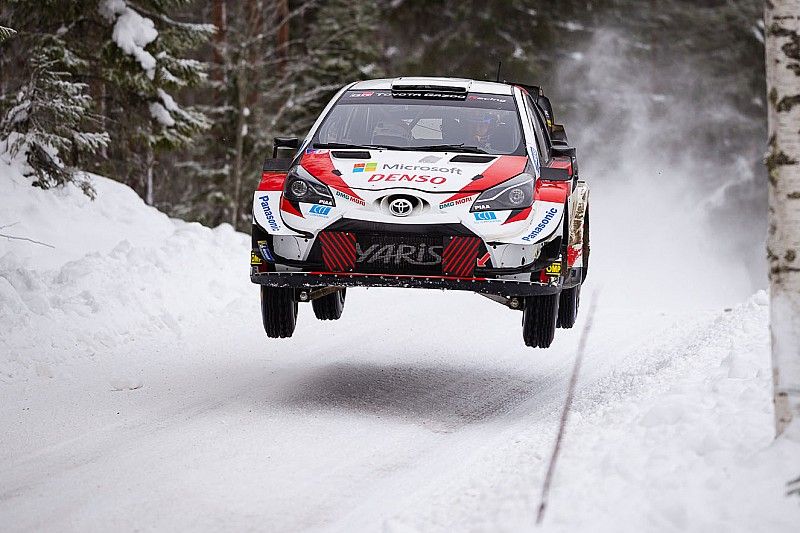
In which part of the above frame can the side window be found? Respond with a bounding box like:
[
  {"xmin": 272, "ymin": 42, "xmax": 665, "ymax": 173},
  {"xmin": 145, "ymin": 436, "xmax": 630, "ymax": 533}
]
[{"xmin": 524, "ymin": 95, "xmax": 549, "ymax": 161}]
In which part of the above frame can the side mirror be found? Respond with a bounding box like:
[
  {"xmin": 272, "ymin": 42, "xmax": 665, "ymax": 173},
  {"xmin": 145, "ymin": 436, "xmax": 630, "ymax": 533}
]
[
  {"xmin": 545, "ymin": 145, "xmax": 578, "ymax": 179},
  {"xmin": 272, "ymin": 137, "xmax": 299, "ymax": 158}
]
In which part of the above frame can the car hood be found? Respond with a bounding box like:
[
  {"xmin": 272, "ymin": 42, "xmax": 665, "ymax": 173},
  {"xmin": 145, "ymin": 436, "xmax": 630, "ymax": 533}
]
[{"xmin": 300, "ymin": 149, "xmax": 528, "ymax": 196}]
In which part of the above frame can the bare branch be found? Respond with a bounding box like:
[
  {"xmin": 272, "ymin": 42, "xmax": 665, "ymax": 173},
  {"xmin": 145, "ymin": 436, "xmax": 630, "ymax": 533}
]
[{"xmin": 0, "ymin": 233, "xmax": 55, "ymax": 248}]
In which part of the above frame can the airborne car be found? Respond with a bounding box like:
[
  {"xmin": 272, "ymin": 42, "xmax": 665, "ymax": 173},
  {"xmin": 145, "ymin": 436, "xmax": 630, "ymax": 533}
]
[{"xmin": 250, "ymin": 77, "xmax": 589, "ymax": 348}]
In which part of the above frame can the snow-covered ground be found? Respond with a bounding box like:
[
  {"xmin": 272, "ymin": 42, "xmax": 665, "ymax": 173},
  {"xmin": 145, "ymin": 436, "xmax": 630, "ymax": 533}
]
[{"xmin": 1, "ymin": 155, "xmax": 799, "ymax": 532}]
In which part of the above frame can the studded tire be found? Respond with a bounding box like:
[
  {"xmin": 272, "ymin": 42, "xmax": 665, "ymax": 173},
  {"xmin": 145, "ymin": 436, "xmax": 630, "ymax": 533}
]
[
  {"xmin": 260, "ymin": 286, "xmax": 298, "ymax": 338},
  {"xmin": 522, "ymin": 293, "xmax": 560, "ymax": 348},
  {"xmin": 312, "ymin": 289, "xmax": 346, "ymax": 320},
  {"xmin": 557, "ymin": 285, "xmax": 580, "ymax": 329}
]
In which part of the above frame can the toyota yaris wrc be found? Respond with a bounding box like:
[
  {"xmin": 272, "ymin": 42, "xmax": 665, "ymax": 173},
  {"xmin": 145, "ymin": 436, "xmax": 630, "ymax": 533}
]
[{"xmin": 250, "ymin": 77, "xmax": 589, "ymax": 348}]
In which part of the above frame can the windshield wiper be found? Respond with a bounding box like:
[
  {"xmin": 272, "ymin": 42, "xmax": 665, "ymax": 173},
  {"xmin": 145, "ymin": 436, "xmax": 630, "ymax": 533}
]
[
  {"xmin": 312, "ymin": 142, "xmax": 385, "ymax": 150},
  {"xmin": 412, "ymin": 144, "xmax": 489, "ymax": 154}
]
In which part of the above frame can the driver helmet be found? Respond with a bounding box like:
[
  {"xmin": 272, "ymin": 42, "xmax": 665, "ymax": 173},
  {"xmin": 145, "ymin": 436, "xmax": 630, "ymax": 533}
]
[{"xmin": 464, "ymin": 109, "xmax": 498, "ymax": 146}]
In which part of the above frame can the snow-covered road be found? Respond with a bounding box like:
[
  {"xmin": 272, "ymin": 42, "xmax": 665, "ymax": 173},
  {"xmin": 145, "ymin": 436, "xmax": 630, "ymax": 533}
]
[{"xmin": 1, "ymin": 164, "xmax": 799, "ymax": 531}]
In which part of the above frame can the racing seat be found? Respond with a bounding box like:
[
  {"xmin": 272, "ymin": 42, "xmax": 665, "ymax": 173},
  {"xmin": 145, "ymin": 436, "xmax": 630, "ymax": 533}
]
[{"xmin": 441, "ymin": 117, "xmax": 468, "ymax": 146}]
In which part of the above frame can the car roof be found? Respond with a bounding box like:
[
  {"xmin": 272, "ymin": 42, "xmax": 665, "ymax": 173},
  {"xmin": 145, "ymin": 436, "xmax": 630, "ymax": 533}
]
[{"xmin": 349, "ymin": 77, "xmax": 515, "ymax": 96}]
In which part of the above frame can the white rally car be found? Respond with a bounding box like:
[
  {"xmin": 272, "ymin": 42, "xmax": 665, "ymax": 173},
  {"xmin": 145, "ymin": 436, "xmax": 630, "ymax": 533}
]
[{"xmin": 251, "ymin": 77, "xmax": 589, "ymax": 348}]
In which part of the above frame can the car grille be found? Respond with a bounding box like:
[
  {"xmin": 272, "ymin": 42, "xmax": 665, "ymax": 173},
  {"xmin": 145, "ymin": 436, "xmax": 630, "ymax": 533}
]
[
  {"xmin": 353, "ymin": 233, "xmax": 445, "ymax": 275},
  {"xmin": 318, "ymin": 231, "xmax": 482, "ymax": 277}
]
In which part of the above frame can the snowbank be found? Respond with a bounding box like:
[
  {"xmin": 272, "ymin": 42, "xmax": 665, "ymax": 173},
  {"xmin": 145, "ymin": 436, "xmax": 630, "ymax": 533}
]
[{"xmin": 0, "ymin": 158, "xmax": 250, "ymax": 381}]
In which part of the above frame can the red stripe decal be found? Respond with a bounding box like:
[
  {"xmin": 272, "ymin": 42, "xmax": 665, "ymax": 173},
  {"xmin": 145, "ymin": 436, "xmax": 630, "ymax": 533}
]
[
  {"xmin": 280, "ymin": 197, "xmax": 303, "ymax": 217},
  {"xmin": 443, "ymin": 237, "xmax": 480, "ymax": 277},
  {"xmin": 301, "ymin": 151, "xmax": 364, "ymax": 202},
  {"xmin": 503, "ymin": 206, "xmax": 532, "ymax": 225},
  {"xmin": 322, "ymin": 234, "xmax": 347, "ymax": 272},
  {"xmin": 451, "ymin": 239, "xmax": 480, "ymax": 277},
  {"xmin": 441, "ymin": 155, "xmax": 527, "ymax": 204},
  {"xmin": 258, "ymin": 172, "xmax": 286, "ymax": 191},
  {"xmin": 320, "ymin": 232, "xmax": 356, "ymax": 272}
]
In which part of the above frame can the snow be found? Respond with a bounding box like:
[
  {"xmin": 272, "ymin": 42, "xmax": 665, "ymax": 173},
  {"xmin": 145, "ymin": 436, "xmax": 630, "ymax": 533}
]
[
  {"xmin": 148, "ymin": 101, "xmax": 175, "ymax": 126},
  {"xmin": 1, "ymin": 155, "xmax": 799, "ymax": 530},
  {"xmin": 100, "ymin": 0, "xmax": 158, "ymax": 80}
]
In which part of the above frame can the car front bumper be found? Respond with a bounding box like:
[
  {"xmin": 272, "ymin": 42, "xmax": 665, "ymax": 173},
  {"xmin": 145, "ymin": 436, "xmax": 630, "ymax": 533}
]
[{"xmin": 250, "ymin": 270, "xmax": 562, "ymax": 297}]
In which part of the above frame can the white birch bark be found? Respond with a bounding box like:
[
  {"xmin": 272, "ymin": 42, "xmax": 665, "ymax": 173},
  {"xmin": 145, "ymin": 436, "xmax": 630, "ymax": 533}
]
[{"xmin": 766, "ymin": 0, "xmax": 800, "ymax": 436}]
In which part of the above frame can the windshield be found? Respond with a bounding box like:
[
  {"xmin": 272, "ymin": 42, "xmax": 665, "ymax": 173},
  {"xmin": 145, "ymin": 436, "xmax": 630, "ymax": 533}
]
[{"xmin": 312, "ymin": 90, "xmax": 525, "ymax": 155}]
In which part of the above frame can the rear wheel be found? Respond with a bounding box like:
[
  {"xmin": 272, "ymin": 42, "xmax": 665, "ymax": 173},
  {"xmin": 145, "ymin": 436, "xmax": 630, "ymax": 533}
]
[
  {"xmin": 312, "ymin": 288, "xmax": 346, "ymax": 320},
  {"xmin": 260, "ymin": 286, "xmax": 298, "ymax": 338},
  {"xmin": 522, "ymin": 293, "xmax": 560, "ymax": 348},
  {"xmin": 557, "ymin": 285, "xmax": 580, "ymax": 329}
]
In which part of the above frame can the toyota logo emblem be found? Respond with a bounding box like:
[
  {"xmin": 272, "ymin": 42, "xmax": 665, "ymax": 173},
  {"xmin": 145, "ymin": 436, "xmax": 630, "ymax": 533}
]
[{"xmin": 389, "ymin": 198, "xmax": 413, "ymax": 217}]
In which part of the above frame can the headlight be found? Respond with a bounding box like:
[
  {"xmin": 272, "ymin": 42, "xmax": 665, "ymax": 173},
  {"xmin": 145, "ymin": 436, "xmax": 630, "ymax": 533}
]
[
  {"xmin": 283, "ymin": 165, "xmax": 336, "ymax": 206},
  {"xmin": 470, "ymin": 173, "xmax": 534, "ymax": 212}
]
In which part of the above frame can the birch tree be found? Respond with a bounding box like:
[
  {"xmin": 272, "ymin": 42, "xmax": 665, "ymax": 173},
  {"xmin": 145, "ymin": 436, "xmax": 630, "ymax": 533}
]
[{"xmin": 766, "ymin": 0, "xmax": 800, "ymax": 435}]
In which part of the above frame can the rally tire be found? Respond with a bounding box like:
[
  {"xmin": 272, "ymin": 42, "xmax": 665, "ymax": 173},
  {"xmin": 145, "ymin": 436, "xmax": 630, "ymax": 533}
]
[
  {"xmin": 261, "ymin": 286, "xmax": 298, "ymax": 338},
  {"xmin": 522, "ymin": 293, "xmax": 560, "ymax": 348},
  {"xmin": 312, "ymin": 289, "xmax": 346, "ymax": 320},
  {"xmin": 557, "ymin": 285, "xmax": 580, "ymax": 329}
]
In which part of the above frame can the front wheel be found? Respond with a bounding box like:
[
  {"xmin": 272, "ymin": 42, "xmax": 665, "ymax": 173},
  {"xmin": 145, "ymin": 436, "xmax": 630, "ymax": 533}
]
[
  {"xmin": 260, "ymin": 286, "xmax": 298, "ymax": 338},
  {"xmin": 312, "ymin": 288, "xmax": 346, "ymax": 320},
  {"xmin": 522, "ymin": 293, "xmax": 560, "ymax": 348}
]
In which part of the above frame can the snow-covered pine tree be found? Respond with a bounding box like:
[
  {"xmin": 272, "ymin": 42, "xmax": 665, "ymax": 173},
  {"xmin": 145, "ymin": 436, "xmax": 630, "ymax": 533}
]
[
  {"xmin": 0, "ymin": 32, "xmax": 109, "ymax": 197},
  {"xmin": 0, "ymin": 26, "xmax": 16, "ymax": 43},
  {"xmin": 766, "ymin": 0, "xmax": 800, "ymax": 436},
  {"xmin": 97, "ymin": 0, "xmax": 214, "ymax": 205}
]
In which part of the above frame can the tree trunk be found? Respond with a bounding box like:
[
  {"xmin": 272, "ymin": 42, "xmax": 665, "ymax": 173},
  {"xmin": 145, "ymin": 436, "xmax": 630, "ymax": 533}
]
[
  {"xmin": 145, "ymin": 144, "xmax": 155, "ymax": 206},
  {"xmin": 766, "ymin": 0, "xmax": 800, "ymax": 436},
  {"xmin": 231, "ymin": 61, "xmax": 247, "ymax": 227},
  {"xmin": 275, "ymin": 0, "xmax": 289, "ymax": 75},
  {"xmin": 212, "ymin": 0, "xmax": 227, "ymax": 83}
]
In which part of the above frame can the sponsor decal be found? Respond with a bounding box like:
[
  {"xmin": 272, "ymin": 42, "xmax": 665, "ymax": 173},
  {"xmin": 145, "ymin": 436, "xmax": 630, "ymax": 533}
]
[
  {"xmin": 473, "ymin": 211, "xmax": 497, "ymax": 222},
  {"xmin": 468, "ymin": 95, "xmax": 509, "ymax": 103},
  {"xmin": 250, "ymin": 251, "xmax": 263, "ymax": 265},
  {"xmin": 353, "ymin": 162, "xmax": 378, "ymax": 173},
  {"xmin": 258, "ymin": 195, "xmax": 280, "ymax": 232},
  {"xmin": 305, "ymin": 148, "xmax": 328, "ymax": 154},
  {"xmin": 257, "ymin": 240, "xmax": 275, "ymax": 263},
  {"xmin": 309, "ymin": 204, "xmax": 332, "ymax": 217},
  {"xmin": 356, "ymin": 243, "xmax": 443, "ymax": 266},
  {"xmin": 529, "ymin": 145, "xmax": 540, "ymax": 170},
  {"xmin": 367, "ymin": 173, "xmax": 447, "ymax": 185},
  {"xmin": 349, "ymin": 91, "xmax": 374, "ymax": 98},
  {"xmin": 335, "ymin": 189, "xmax": 366, "ymax": 206},
  {"xmin": 439, "ymin": 195, "xmax": 475, "ymax": 209},
  {"xmin": 546, "ymin": 261, "xmax": 562, "ymax": 277},
  {"xmin": 521, "ymin": 207, "xmax": 559, "ymax": 242},
  {"xmin": 419, "ymin": 155, "xmax": 442, "ymax": 163},
  {"xmin": 382, "ymin": 163, "xmax": 462, "ymax": 175},
  {"xmin": 393, "ymin": 91, "xmax": 465, "ymax": 100}
]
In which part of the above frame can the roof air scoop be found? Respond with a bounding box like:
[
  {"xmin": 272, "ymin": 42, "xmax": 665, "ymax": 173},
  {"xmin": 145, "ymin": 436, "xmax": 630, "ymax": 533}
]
[{"xmin": 391, "ymin": 77, "xmax": 470, "ymax": 100}]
